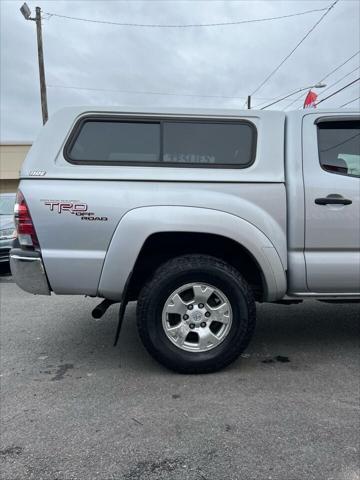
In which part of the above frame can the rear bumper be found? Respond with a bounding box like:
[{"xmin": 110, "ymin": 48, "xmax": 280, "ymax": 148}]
[{"xmin": 10, "ymin": 248, "xmax": 51, "ymax": 295}]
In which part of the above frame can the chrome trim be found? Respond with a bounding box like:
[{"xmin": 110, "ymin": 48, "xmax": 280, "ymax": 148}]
[
  {"xmin": 10, "ymin": 250, "xmax": 51, "ymax": 295},
  {"xmin": 287, "ymin": 292, "xmax": 360, "ymax": 298},
  {"xmin": 10, "ymin": 255, "xmax": 42, "ymax": 262}
]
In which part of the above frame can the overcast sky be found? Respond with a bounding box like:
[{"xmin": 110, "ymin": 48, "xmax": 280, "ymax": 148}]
[{"xmin": 1, "ymin": 0, "xmax": 359, "ymax": 141}]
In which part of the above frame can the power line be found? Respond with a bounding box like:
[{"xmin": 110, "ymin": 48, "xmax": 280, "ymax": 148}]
[
  {"xmin": 319, "ymin": 50, "xmax": 360, "ymax": 82},
  {"xmin": 283, "ymin": 50, "xmax": 360, "ymax": 110},
  {"xmin": 339, "ymin": 96, "xmax": 360, "ymax": 107},
  {"xmin": 250, "ymin": 0, "xmax": 339, "ymax": 97},
  {"xmin": 316, "ymin": 77, "xmax": 360, "ymax": 106},
  {"xmin": 259, "ymin": 86, "xmax": 316, "ymax": 110},
  {"xmin": 252, "ymin": 89, "xmax": 302, "ymax": 108},
  {"xmin": 47, "ymin": 83, "xmax": 247, "ymax": 99},
  {"xmin": 47, "ymin": 83, "xmax": 275, "ymax": 101},
  {"xmin": 282, "ymin": 90, "xmax": 308, "ymax": 110},
  {"xmin": 317, "ymin": 67, "xmax": 360, "ymax": 97},
  {"xmin": 43, "ymin": 7, "xmax": 329, "ymax": 28}
]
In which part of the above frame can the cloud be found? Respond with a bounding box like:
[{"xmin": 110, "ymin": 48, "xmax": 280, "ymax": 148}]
[{"xmin": 1, "ymin": 0, "xmax": 359, "ymax": 140}]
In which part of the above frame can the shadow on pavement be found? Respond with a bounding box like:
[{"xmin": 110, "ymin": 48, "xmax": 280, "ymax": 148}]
[{"xmin": 13, "ymin": 296, "xmax": 358, "ymax": 374}]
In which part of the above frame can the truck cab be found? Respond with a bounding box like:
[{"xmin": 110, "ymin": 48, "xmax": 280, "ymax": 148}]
[{"xmin": 286, "ymin": 111, "xmax": 360, "ymax": 296}]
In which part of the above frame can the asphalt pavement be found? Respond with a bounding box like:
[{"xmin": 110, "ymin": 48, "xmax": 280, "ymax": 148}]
[{"xmin": 1, "ymin": 274, "xmax": 359, "ymax": 480}]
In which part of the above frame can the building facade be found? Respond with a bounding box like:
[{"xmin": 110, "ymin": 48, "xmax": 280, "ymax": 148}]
[{"xmin": 0, "ymin": 142, "xmax": 32, "ymax": 193}]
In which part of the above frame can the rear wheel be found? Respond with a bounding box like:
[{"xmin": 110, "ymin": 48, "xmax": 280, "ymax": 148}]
[{"xmin": 136, "ymin": 255, "xmax": 256, "ymax": 374}]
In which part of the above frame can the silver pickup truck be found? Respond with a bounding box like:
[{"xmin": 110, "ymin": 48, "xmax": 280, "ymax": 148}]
[{"xmin": 10, "ymin": 107, "xmax": 360, "ymax": 373}]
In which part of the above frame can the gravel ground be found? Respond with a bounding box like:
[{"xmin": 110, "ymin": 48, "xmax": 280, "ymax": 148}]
[{"xmin": 0, "ymin": 276, "xmax": 359, "ymax": 480}]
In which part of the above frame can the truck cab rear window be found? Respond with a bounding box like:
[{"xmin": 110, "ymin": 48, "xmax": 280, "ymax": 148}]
[{"xmin": 65, "ymin": 118, "xmax": 256, "ymax": 168}]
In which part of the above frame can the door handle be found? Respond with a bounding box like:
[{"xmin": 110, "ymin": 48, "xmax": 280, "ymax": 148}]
[{"xmin": 315, "ymin": 197, "xmax": 352, "ymax": 206}]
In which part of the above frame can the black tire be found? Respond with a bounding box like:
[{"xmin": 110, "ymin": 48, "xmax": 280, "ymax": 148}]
[{"xmin": 136, "ymin": 254, "xmax": 256, "ymax": 374}]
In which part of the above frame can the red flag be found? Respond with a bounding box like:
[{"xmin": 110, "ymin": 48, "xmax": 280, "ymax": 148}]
[{"xmin": 303, "ymin": 90, "xmax": 318, "ymax": 108}]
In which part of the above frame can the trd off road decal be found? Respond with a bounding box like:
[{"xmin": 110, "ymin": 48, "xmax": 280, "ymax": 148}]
[{"xmin": 42, "ymin": 200, "xmax": 108, "ymax": 221}]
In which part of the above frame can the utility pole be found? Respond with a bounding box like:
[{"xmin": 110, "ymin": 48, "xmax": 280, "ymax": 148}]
[
  {"xmin": 247, "ymin": 95, "xmax": 251, "ymax": 109},
  {"xmin": 35, "ymin": 7, "xmax": 48, "ymax": 124},
  {"xmin": 20, "ymin": 3, "xmax": 48, "ymax": 124}
]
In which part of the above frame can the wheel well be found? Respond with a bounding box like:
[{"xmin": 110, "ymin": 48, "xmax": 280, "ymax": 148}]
[{"xmin": 128, "ymin": 232, "xmax": 265, "ymax": 301}]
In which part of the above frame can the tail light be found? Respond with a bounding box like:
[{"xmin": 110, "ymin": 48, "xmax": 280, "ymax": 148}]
[{"xmin": 14, "ymin": 190, "xmax": 40, "ymax": 249}]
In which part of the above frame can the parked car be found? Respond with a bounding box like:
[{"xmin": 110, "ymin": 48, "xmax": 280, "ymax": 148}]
[
  {"xmin": 0, "ymin": 193, "xmax": 16, "ymax": 264},
  {"xmin": 10, "ymin": 107, "xmax": 360, "ymax": 373}
]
